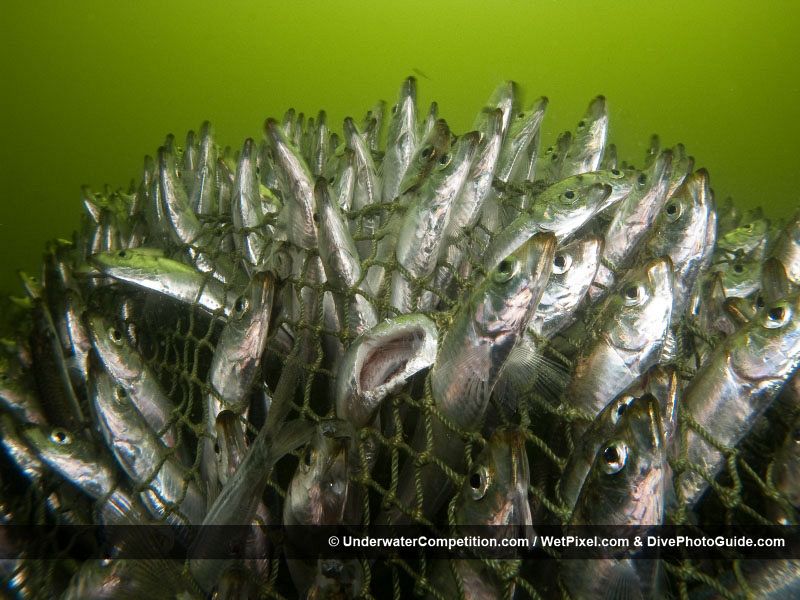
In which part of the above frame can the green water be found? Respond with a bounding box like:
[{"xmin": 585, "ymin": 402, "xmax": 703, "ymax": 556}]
[{"xmin": 1, "ymin": 0, "xmax": 798, "ymax": 297}]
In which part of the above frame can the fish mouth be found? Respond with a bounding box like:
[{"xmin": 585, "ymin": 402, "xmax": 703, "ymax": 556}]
[
  {"xmin": 586, "ymin": 95, "xmax": 607, "ymax": 119},
  {"xmin": 401, "ymin": 76, "xmax": 417, "ymax": 101}
]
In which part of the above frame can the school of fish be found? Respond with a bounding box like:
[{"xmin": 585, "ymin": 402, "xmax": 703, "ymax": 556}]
[{"xmin": 1, "ymin": 76, "xmax": 800, "ymax": 599}]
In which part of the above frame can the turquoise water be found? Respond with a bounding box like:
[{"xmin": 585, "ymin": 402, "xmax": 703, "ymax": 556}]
[{"xmin": 1, "ymin": 0, "xmax": 798, "ymax": 296}]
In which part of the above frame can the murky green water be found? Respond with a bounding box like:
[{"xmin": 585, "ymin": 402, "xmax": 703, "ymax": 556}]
[{"xmin": 1, "ymin": 0, "xmax": 798, "ymax": 296}]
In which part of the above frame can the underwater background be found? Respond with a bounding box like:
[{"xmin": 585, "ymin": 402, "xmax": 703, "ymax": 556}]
[{"xmin": 1, "ymin": 0, "xmax": 799, "ymax": 299}]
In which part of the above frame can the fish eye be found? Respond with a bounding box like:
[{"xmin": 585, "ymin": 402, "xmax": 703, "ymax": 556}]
[
  {"xmin": 745, "ymin": 223, "xmax": 753, "ymax": 231},
  {"xmin": 234, "ymin": 296, "xmax": 249, "ymax": 315},
  {"xmin": 665, "ymin": 201, "xmax": 682, "ymax": 221},
  {"xmin": 733, "ymin": 264, "xmax": 744, "ymax": 274},
  {"xmin": 552, "ymin": 253, "xmax": 572, "ymax": 274},
  {"xmin": 118, "ymin": 250, "xmax": 127, "ymax": 258},
  {"xmin": 420, "ymin": 145, "xmax": 434, "ymax": 159},
  {"xmin": 756, "ymin": 295, "xmax": 765, "ymax": 309},
  {"xmin": 437, "ymin": 153, "xmax": 451, "ymax": 168},
  {"xmin": 622, "ymin": 284, "xmax": 645, "ymax": 306},
  {"xmin": 517, "ymin": 112, "xmax": 525, "ymax": 119},
  {"xmin": 577, "ymin": 120, "xmax": 586, "ymax": 129},
  {"xmin": 764, "ymin": 303, "xmax": 791, "ymax": 328},
  {"xmin": 600, "ymin": 441, "xmax": 628, "ymax": 474},
  {"xmin": 637, "ymin": 173, "xmax": 647, "ymax": 186},
  {"xmin": 493, "ymin": 257, "xmax": 519, "ymax": 283},
  {"xmin": 564, "ymin": 190, "xmax": 576, "ymax": 201},
  {"xmin": 468, "ymin": 465, "xmax": 490, "ymax": 500},
  {"xmin": 550, "ymin": 153, "xmax": 559, "ymax": 161},
  {"xmin": 312, "ymin": 212, "xmax": 320, "ymax": 224},
  {"xmin": 114, "ymin": 386, "xmax": 127, "ymax": 402},
  {"xmin": 545, "ymin": 146, "xmax": 554, "ymax": 154},
  {"xmin": 108, "ymin": 327, "xmax": 124, "ymax": 346},
  {"xmin": 50, "ymin": 429, "xmax": 71, "ymax": 445},
  {"xmin": 329, "ymin": 175, "xmax": 336, "ymax": 184},
  {"xmin": 610, "ymin": 169, "xmax": 622, "ymax": 178}
]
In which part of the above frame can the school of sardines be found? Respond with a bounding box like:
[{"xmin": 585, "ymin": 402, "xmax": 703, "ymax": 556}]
[{"xmin": 1, "ymin": 76, "xmax": 800, "ymax": 599}]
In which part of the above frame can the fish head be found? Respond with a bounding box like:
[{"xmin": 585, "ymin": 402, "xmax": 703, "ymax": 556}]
[
  {"xmin": 23, "ymin": 422, "xmax": 114, "ymax": 495},
  {"xmin": 387, "ymin": 77, "xmax": 417, "ymax": 146},
  {"xmin": 730, "ymin": 293, "xmax": 800, "ymax": 381},
  {"xmin": 603, "ymin": 256, "xmax": 674, "ymax": 352},
  {"xmin": 286, "ymin": 426, "xmax": 350, "ymax": 526},
  {"xmin": 577, "ymin": 393, "xmax": 666, "ymax": 526},
  {"xmin": 551, "ymin": 234, "xmax": 603, "ymax": 287},
  {"xmin": 572, "ymin": 95, "xmax": 608, "ymax": 159},
  {"xmin": 477, "ymin": 233, "xmax": 556, "ymax": 336},
  {"xmin": 85, "ymin": 311, "xmax": 141, "ymax": 381},
  {"xmin": 718, "ymin": 259, "xmax": 761, "ymax": 298},
  {"xmin": 484, "ymin": 80, "xmax": 518, "ymax": 135},
  {"xmin": 456, "ymin": 427, "xmax": 532, "ymax": 530},
  {"xmin": 597, "ymin": 167, "xmax": 636, "ymax": 212},
  {"xmin": 719, "ymin": 218, "xmax": 770, "ymax": 255}
]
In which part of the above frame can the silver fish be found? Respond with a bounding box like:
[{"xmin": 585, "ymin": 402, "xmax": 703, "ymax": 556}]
[
  {"xmin": 390, "ymin": 131, "xmax": 480, "ymax": 313},
  {"xmin": 678, "ymin": 293, "xmax": 800, "ymax": 507},
  {"xmin": 565, "ymin": 256, "xmax": 674, "ymax": 422},
  {"xmin": 86, "ymin": 311, "xmax": 179, "ymax": 449},
  {"xmin": 23, "ymin": 422, "xmax": 149, "ymax": 525},
  {"xmin": 560, "ymin": 95, "xmax": 609, "ymax": 178},
  {"xmin": 641, "ymin": 169, "xmax": 714, "ymax": 317},
  {"xmin": 428, "ymin": 428, "xmax": 532, "ymax": 600},
  {"xmin": 90, "ymin": 248, "xmax": 240, "ymax": 317},
  {"xmin": 532, "ymin": 234, "xmax": 603, "ymax": 338},
  {"xmin": 90, "ymin": 362, "xmax": 205, "ymax": 525},
  {"xmin": 335, "ymin": 314, "xmax": 438, "ymax": 430},
  {"xmin": 590, "ymin": 150, "xmax": 673, "ymax": 299},
  {"xmin": 381, "ymin": 76, "xmax": 417, "ymax": 203},
  {"xmin": 563, "ymin": 394, "xmax": 667, "ymax": 600}
]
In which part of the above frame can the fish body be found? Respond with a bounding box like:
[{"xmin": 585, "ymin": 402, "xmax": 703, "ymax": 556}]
[{"xmin": 678, "ymin": 293, "xmax": 800, "ymax": 507}]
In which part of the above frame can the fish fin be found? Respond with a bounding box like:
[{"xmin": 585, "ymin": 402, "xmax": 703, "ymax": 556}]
[
  {"xmin": 500, "ymin": 337, "xmax": 570, "ymax": 409},
  {"xmin": 603, "ymin": 561, "xmax": 644, "ymax": 600},
  {"xmin": 116, "ymin": 560, "xmax": 202, "ymax": 600},
  {"xmin": 268, "ymin": 417, "xmax": 317, "ymax": 466}
]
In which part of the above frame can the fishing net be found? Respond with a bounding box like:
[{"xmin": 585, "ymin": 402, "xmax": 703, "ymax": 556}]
[{"xmin": 0, "ymin": 117, "xmax": 796, "ymax": 600}]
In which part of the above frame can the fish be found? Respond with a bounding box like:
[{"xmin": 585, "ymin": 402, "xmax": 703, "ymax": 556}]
[
  {"xmin": 335, "ymin": 314, "xmax": 438, "ymax": 430},
  {"xmin": 390, "ymin": 131, "xmax": 480, "ymax": 313},
  {"xmin": 385, "ymin": 233, "xmax": 555, "ymax": 524},
  {"xmin": 90, "ymin": 247, "xmax": 240, "ymax": 317},
  {"xmin": 428, "ymin": 428, "xmax": 532, "ymax": 600},
  {"xmin": 85, "ymin": 311, "xmax": 180, "ymax": 449},
  {"xmin": 22, "ymin": 422, "xmax": 150, "ymax": 525},
  {"xmin": 560, "ymin": 95, "xmax": 609, "ymax": 178},
  {"xmin": 565, "ymin": 256, "xmax": 674, "ymax": 422},
  {"xmin": 483, "ymin": 168, "xmax": 633, "ymax": 270},
  {"xmin": 381, "ymin": 76, "xmax": 418, "ymax": 203},
  {"xmin": 316, "ymin": 177, "xmax": 378, "ymax": 340},
  {"xmin": 265, "ymin": 118, "xmax": 318, "ymax": 250},
  {"xmin": 590, "ymin": 150, "xmax": 673, "ymax": 299},
  {"xmin": 562, "ymin": 394, "xmax": 667, "ymax": 600},
  {"xmin": 89, "ymin": 360, "xmax": 206, "ymax": 525},
  {"xmin": 532, "ymin": 234, "xmax": 603, "ymax": 338},
  {"xmin": 714, "ymin": 217, "xmax": 771, "ymax": 263},
  {"xmin": 677, "ymin": 293, "xmax": 800, "ymax": 507},
  {"xmin": 769, "ymin": 208, "xmax": 800, "ymax": 287}
]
